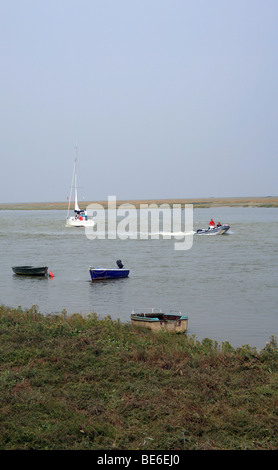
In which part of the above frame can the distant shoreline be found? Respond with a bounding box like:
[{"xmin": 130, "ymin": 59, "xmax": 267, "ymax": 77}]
[{"xmin": 0, "ymin": 196, "xmax": 278, "ymax": 210}]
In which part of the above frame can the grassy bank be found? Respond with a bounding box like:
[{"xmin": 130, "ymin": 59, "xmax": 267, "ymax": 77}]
[
  {"xmin": 1, "ymin": 196, "xmax": 278, "ymax": 210},
  {"xmin": 0, "ymin": 305, "xmax": 277, "ymax": 450}
]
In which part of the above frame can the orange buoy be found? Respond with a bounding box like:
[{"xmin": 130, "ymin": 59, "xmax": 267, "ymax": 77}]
[{"xmin": 49, "ymin": 270, "xmax": 54, "ymax": 277}]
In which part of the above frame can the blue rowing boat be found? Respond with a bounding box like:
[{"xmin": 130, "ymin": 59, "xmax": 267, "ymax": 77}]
[
  {"xmin": 89, "ymin": 260, "xmax": 129, "ymax": 281},
  {"xmin": 89, "ymin": 268, "xmax": 129, "ymax": 281}
]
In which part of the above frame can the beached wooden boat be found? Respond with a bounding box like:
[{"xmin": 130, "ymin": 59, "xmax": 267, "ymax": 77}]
[
  {"xmin": 12, "ymin": 266, "xmax": 48, "ymax": 276},
  {"xmin": 131, "ymin": 309, "xmax": 188, "ymax": 333}
]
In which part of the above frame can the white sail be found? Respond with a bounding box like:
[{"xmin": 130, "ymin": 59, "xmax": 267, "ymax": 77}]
[{"xmin": 73, "ymin": 156, "xmax": 80, "ymax": 212}]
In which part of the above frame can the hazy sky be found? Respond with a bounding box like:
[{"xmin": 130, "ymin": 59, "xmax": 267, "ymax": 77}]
[{"xmin": 1, "ymin": 0, "xmax": 277, "ymax": 203}]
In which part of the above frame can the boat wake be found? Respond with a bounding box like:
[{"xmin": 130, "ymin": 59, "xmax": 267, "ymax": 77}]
[{"xmin": 84, "ymin": 230, "xmax": 195, "ymax": 240}]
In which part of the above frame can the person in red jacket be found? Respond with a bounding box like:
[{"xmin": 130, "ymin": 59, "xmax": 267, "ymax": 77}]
[{"xmin": 208, "ymin": 218, "xmax": 215, "ymax": 228}]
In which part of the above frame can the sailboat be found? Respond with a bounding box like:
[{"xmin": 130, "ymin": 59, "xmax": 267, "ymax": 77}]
[{"xmin": 66, "ymin": 147, "xmax": 95, "ymax": 227}]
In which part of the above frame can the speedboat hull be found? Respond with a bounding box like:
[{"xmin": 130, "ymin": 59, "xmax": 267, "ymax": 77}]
[
  {"xmin": 196, "ymin": 224, "xmax": 230, "ymax": 235},
  {"xmin": 89, "ymin": 268, "xmax": 129, "ymax": 281},
  {"xmin": 131, "ymin": 311, "xmax": 188, "ymax": 333}
]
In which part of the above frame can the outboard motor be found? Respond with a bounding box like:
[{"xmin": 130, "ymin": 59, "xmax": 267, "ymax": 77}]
[{"xmin": 116, "ymin": 260, "xmax": 124, "ymax": 269}]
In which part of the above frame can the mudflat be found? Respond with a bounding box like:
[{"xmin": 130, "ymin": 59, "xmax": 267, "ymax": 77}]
[{"xmin": 0, "ymin": 196, "xmax": 277, "ymax": 210}]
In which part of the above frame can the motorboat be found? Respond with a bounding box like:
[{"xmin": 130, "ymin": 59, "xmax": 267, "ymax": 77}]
[
  {"xmin": 131, "ymin": 308, "xmax": 188, "ymax": 333},
  {"xmin": 12, "ymin": 266, "xmax": 48, "ymax": 276},
  {"xmin": 89, "ymin": 260, "xmax": 129, "ymax": 281},
  {"xmin": 196, "ymin": 224, "xmax": 230, "ymax": 235},
  {"xmin": 66, "ymin": 147, "xmax": 95, "ymax": 227}
]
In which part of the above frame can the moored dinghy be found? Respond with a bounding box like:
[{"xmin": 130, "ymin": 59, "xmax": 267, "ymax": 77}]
[
  {"xmin": 12, "ymin": 266, "xmax": 48, "ymax": 276},
  {"xmin": 131, "ymin": 308, "xmax": 188, "ymax": 333}
]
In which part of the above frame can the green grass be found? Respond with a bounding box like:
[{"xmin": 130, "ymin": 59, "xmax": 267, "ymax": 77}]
[{"xmin": 0, "ymin": 305, "xmax": 277, "ymax": 450}]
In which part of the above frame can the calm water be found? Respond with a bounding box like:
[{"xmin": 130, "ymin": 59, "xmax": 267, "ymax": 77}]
[{"xmin": 0, "ymin": 207, "xmax": 277, "ymax": 350}]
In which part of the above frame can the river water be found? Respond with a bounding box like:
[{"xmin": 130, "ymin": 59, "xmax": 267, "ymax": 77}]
[{"xmin": 0, "ymin": 206, "xmax": 277, "ymax": 350}]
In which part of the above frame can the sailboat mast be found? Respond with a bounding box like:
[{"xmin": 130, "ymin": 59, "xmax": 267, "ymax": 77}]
[
  {"xmin": 74, "ymin": 146, "xmax": 80, "ymax": 213},
  {"xmin": 66, "ymin": 146, "xmax": 80, "ymax": 219}
]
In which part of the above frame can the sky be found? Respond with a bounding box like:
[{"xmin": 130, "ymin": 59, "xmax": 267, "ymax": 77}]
[{"xmin": 1, "ymin": 0, "xmax": 278, "ymax": 203}]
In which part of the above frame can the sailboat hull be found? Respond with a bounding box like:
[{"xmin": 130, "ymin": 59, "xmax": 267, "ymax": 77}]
[{"xmin": 66, "ymin": 217, "xmax": 95, "ymax": 227}]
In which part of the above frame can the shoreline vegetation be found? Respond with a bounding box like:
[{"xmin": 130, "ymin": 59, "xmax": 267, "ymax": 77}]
[
  {"xmin": 1, "ymin": 200, "xmax": 277, "ymax": 450},
  {"xmin": 0, "ymin": 196, "xmax": 278, "ymax": 210},
  {"xmin": 0, "ymin": 305, "xmax": 277, "ymax": 450}
]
